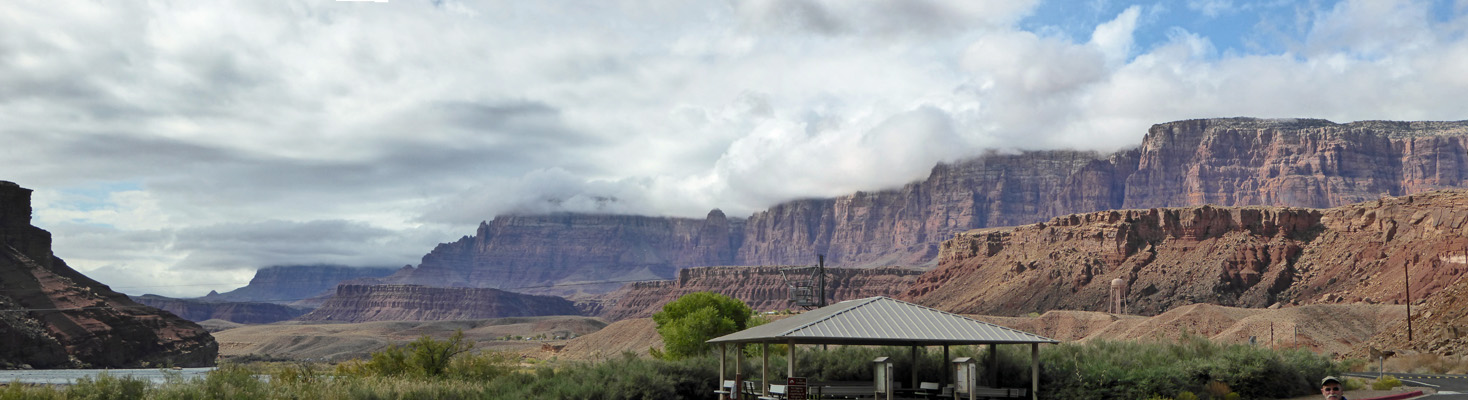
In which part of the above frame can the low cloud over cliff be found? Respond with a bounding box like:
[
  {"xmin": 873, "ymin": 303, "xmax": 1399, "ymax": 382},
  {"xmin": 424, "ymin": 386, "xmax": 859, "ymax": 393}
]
[{"xmin": 3, "ymin": 0, "xmax": 1466, "ymax": 296}]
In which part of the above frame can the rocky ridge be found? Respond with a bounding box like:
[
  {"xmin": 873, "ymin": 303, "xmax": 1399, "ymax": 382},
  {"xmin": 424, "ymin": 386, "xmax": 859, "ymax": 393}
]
[
  {"xmin": 596, "ymin": 265, "xmax": 923, "ymax": 320},
  {"xmin": 200, "ymin": 264, "xmax": 398, "ymax": 308},
  {"xmin": 0, "ymin": 181, "xmax": 217, "ymax": 368},
  {"xmin": 296, "ymin": 284, "xmax": 581, "ymax": 323},
  {"xmin": 904, "ymin": 189, "xmax": 1468, "ymax": 317},
  {"xmin": 132, "ymin": 295, "xmax": 308, "ymax": 324},
  {"xmin": 384, "ymin": 118, "xmax": 1468, "ymax": 294},
  {"xmin": 380, "ymin": 211, "xmax": 741, "ymax": 295}
]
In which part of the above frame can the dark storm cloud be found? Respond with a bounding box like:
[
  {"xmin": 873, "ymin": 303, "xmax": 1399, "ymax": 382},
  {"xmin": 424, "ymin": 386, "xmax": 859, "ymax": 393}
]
[{"xmin": 171, "ymin": 219, "xmax": 408, "ymax": 270}]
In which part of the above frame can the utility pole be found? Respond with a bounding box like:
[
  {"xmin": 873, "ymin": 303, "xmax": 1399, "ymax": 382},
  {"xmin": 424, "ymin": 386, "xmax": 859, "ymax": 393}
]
[
  {"xmin": 818, "ymin": 254, "xmax": 826, "ymax": 307},
  {"xmin": 1405, "ymin": 262, "xmax": 1412, "ymax": 344}
]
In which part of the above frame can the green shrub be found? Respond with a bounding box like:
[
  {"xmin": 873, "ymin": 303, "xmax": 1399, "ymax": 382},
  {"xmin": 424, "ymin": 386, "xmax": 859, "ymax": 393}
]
[
  {"xmin": 446, "ymin": 350, "xmax": 516, "ymax": 381},
  {"xmin": 1175, "ymin": 392, "xmax": 1198, "ymax": 400},
  {"xmin": 2, "ymin": 380, "xmax": 63, "ymax": 400},
  {"xmin": 65, "ymin": 373, "xmax": 148, "ymax": 400},
  {"xmin": 1343, "ymin": 377, "xmax": 1365, "ymax": 391},
  {"xmin": 341, "ymin": 330, "xmax": 474, "ymax": 378},
  {"xmin": 1372, "ymin": 375, "xmax": 1403, "ymax": 390}
]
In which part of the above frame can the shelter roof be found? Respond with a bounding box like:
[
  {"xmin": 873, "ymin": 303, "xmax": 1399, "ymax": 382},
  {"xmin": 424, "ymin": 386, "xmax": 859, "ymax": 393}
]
[{"xmin": 707, "ymin": 296, "xmax": 1058, "ymax": 346}]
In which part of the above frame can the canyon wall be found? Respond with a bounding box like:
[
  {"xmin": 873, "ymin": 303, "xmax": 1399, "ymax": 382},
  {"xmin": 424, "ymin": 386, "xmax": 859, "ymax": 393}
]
[
  {"xmin": 382, "ymin": 211, "xmax": 742, "ymax": 293},
  {"xmin": 904, "ymin": 189, "xmax": 1468, "ymax": 317},
  {"xmin": 0, "ymin": 181, "xmax": 217, "ymax": 368},
  {"xmin": 385, "ymin": 118, "xmax": 1468, "ymax": 294},
  {"xmin": 132, "ymin": 295, "xmax": 308, "ymax": 324},
  {"xmin": 296, "ymin": 284, "xmax": 581, "ymax": 323},
  {"xmin": 199, "ymin": 264, "xmax": 399, "ymax": 307},
  {"xmin": 597, "ymin": 265, "xmax": 923, "ymax": 321}
]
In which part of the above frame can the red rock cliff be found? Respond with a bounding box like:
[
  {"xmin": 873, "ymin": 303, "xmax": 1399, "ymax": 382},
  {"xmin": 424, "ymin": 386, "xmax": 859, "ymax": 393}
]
[
  {"xmin": 386, "ymin": 118, "xmax": 1468, "ymax": 295},
  {"xmin": 0, "ymin": 181, "xmax": 217, "ymax": 368},
  {"xmin": 905, "ymin": 189, "xmax": 1468, "ymax": 317},
  {"xmin": 741, "ymin": 118, "xmax": 1468, "ymax": 268}
]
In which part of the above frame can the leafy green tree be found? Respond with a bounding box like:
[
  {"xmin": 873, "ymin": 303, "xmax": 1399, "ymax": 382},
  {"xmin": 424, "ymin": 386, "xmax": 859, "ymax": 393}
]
[
  {"xmin": 354, "ymin": 330, "xmax": 473, "ymax": 377},
  {"xmin": 653, "ymin": 292, "xmax": 753, "ymax": 359}
]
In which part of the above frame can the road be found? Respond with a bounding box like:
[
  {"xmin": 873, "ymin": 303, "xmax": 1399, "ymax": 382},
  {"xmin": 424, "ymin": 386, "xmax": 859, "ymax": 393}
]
[{"xmin": 1344, "ymin": 372, "xmax": 1468, "ymax": 399}]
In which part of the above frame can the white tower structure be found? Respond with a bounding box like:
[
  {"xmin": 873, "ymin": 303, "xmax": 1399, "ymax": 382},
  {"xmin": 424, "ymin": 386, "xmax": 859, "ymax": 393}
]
[{"xmin": 1109, "ymin": 278, "xmax": 1129, "ymax": 314}]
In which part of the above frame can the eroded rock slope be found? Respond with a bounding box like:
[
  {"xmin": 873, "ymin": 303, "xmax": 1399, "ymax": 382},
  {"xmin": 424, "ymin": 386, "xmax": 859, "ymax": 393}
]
[
  {"xmin": 906, "ymin": 189, "xmax": 1468, "ymax": 317},
  {"xmin": 0, "ymin": 181, "xmax": 217, "ymax": 368}
]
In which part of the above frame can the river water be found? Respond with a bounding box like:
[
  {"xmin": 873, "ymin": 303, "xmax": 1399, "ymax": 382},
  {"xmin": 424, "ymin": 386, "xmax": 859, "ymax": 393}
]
[{"xmin": 0, "ymin": 368, "xmax": 215, "ymax": 385}]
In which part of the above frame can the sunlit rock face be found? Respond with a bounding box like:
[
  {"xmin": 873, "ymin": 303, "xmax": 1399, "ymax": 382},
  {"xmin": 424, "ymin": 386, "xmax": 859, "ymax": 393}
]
[
  {"xmin": 0, "ymin": 181, "xmax": 218, "ymax": 368},
  {"xmin": 906, "ymin": 189, "xmax": 1468, "ymax": 317}
]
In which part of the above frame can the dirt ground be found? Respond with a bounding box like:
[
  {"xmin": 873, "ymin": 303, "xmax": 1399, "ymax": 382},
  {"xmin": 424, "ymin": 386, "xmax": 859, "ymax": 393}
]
[{"xmin": 212, "ymin": 315, "xmax": 607, "ymax": 362}]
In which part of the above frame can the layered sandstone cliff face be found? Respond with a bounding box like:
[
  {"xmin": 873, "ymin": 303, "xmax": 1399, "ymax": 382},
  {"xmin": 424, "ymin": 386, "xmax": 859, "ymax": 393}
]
[
  {"xmin": 597, "ymin": 266, "xmax": 923, "ymax": 321},
  {"xmin": 383, "ymin": 211, "xmax": 742, "ymax": 293},
  {"xmin": 742, "ymin": 119, "xmax": 1468, "ymax": 267},
  {"xmin": 386, "ymin": 118, "xmax": 1468, "ymax": 294},
  {"xmin": 0, "ymin": 181, "xmax": 217, "ymax": 368},
  {"xmin": 905, "ymin": 189, "xmax": 1468, "ymax": 317},
  {"xmin": 132, "ymin": 295, "xmax": 308, "ymax": 324},
  {"xmin": 200, "ymin": 264, "xmax": 398, "ymax": 307},
  {"xmin": 297, "ymin": 284, "xmax": 581, "ymax": 323}
]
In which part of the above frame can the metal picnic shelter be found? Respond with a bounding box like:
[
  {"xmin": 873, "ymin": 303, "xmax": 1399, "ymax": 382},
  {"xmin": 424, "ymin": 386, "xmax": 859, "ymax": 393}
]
[{"xmin": 707, "ymin": 296, "xmax": 1058, "ymax": 399}]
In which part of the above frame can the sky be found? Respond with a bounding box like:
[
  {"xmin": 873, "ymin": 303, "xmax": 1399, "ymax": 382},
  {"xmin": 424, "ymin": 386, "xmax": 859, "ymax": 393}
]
[{"xmin": 3, "ymin": 0, "xmax": 1467, "ymax": 297}]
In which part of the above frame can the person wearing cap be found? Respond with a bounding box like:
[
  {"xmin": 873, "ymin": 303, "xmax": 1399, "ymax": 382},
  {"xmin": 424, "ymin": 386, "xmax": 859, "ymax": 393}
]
[{"xmin": 1321, "ymin": 376, "xmax": 1346, "ymax": 400}]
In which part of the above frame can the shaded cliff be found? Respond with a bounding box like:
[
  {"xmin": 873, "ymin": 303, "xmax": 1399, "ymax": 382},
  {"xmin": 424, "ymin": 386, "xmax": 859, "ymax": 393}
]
[
  {"xmin": 383, "ymin": 118, "xmax": 1468, "ymax": 294},
  {"xmin": 0, "ymin": 181, "xmax": 217, "ymax": 368},
  {"xmin": 597, "ymin": 265, "xmax": 923, "ymax": 321},
  {"xmin": 296, "ymin": 284, "xmax": 581, "ymax": 323},
  {"xmin": 385, "ymin": 210, "xmax": 742, "ymax": 293},
  {"xmin": 905, "ymin": 189, "xmax": 1468, "ymax": 317},
  {"xmin": 199, "ymin": 264, "xmax": 398, "ymax": 307},
  {"xmin": 132, "ymin": 295, "xmax": 308, "ymax": 324}
]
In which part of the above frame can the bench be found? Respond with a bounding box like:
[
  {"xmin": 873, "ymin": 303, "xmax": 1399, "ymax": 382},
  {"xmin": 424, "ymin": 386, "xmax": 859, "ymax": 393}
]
[
  {"xmin": 758, "ymin": 384, "xmax": 787, "ymax": 400},
  {"xmin": 714, "ymin": 380, "xmax": 735, "ymax": 398},
  {"xmin": 964, "ymin": 387, "xmax": 1027, "ymax": 398}
]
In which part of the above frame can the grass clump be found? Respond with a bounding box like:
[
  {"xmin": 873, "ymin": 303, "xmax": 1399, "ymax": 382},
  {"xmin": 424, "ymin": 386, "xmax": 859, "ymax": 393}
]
[
  {"xmin": 65, "ymin": 373, "xmax": 148, "ymax": 400},
  {"xmin": 1372, "ymin": 375, "xmax": 1403, "ymax": 390}
]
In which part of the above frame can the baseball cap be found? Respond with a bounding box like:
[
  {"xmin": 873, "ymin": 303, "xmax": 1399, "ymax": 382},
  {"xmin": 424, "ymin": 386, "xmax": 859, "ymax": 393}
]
[{"xmin": 1321, "ymin": 376, "xmax": 1342, "ymax": 386}]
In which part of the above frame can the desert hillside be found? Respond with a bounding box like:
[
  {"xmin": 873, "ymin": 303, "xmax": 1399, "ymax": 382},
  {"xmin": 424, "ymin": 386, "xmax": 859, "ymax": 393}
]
[{"xmin": 213, "ymin": 316, "xmax": 606, "ymax": 362}]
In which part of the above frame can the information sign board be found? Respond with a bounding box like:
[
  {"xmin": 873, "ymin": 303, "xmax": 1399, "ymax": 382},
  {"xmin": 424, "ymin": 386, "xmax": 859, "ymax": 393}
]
[{"xmin": 786, "ymin": 377, "xmax": 807, "ymax": 400}]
